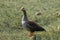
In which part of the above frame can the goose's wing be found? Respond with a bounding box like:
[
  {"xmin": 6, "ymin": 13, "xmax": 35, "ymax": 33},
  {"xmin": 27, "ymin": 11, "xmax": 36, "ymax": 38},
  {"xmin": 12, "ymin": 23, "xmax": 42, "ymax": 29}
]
[{"xmin": 26, "ymin": 21, "xmax": 45, "ymax": 32}]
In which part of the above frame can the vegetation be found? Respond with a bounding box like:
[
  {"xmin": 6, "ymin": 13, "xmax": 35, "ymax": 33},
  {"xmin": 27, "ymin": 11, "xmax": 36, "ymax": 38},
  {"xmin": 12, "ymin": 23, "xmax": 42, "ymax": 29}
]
[{"xmin": 0, "ymin": 0, "xmax": 60, "ymax": 40}]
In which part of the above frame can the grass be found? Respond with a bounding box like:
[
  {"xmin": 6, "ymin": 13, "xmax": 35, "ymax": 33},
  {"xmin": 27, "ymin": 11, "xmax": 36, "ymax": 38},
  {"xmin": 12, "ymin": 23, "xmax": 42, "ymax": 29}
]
[{"xmin": 0, "ymin": 0, "xmax": 60, "ymax": 40}]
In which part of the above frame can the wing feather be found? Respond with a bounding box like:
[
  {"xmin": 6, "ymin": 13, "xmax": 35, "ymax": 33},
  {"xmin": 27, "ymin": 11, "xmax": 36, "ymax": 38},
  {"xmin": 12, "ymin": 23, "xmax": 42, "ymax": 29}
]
[{"xmin": 26, "ymin": 21, "xmax": 45, "ymax": 32}]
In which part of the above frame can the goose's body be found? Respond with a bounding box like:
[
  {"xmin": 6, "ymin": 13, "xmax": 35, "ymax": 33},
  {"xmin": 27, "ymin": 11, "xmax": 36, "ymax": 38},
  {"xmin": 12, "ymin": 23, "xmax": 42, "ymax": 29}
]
[
  {"xmin": 21, "ymin": 7, "xmax": 46, "ymax": 37},
  {"xmin": 22, "ymin": 21, "xmax": 45, "ymax": 32}
]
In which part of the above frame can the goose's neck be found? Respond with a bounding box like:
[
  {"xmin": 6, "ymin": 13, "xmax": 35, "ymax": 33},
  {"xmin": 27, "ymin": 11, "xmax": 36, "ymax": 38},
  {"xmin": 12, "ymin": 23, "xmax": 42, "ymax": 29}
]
[{"xmin": 22, "ymin": 10, "xmax": 28, "ymax": 21}]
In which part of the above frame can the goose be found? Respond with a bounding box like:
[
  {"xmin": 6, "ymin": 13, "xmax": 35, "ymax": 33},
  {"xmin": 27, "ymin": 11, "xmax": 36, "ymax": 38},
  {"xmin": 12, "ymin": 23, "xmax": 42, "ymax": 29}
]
[{"xmin": 20, "ymin": 7, "xmax": 46, "ymax": 37}]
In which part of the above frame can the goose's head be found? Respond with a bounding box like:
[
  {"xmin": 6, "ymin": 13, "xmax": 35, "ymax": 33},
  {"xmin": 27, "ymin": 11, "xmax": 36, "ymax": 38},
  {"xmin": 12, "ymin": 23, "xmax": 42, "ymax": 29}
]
[{"xmin": 20, "ymin": 7, "xmax": 25, "ymax": 11}]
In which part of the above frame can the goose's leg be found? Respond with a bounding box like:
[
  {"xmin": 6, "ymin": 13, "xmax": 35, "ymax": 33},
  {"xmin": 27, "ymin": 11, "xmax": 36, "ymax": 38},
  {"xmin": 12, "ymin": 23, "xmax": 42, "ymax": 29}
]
[{"xmin": 29, "ymin": 32, "xmax": 34, "ymax": 37}]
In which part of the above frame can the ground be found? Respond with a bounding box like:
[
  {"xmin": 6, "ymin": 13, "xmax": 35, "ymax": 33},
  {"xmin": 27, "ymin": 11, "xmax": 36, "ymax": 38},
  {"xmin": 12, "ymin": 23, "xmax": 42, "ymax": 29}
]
[{"xmin": 0, "ymin": 0, "xmax": 60, "ymax": 40}]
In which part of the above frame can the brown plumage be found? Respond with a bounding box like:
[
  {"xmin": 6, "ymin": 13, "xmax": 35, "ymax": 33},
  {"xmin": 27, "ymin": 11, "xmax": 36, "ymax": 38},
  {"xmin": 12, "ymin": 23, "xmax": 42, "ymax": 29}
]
[{"xmin": 20, "ymin": 7, "xmax": 46, "ymax": 37}]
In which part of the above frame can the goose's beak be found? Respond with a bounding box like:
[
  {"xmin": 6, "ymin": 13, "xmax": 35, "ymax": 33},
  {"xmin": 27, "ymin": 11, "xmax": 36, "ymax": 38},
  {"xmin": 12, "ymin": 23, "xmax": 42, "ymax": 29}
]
[{"xmin": 20, "ymin": 7, "xmax": 25, "ymax": 11}]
